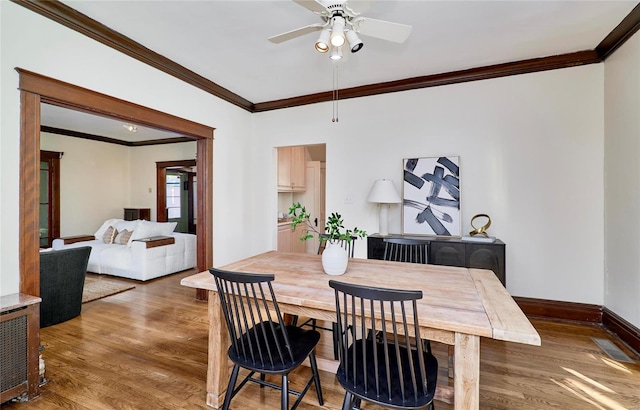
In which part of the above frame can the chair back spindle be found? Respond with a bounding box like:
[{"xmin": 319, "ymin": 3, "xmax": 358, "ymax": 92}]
[
  {"xmin": 383, "ymin": 237, "xmax": 429, "ymax": 264},
  {"xmin": 212, "ymin": 269, "xmax": 293, "ymax": 369}
]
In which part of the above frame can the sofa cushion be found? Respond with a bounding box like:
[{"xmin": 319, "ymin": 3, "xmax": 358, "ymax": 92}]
[
  {"xmin": 115, "ymin": 229, "xmax": 134, "ymax": 245},
  {"xmin": 157, "ymin": 221, "xmax": 178, "ymax": 236},
  {"xmin": 115, "ymin": 219, "xmax": 139, "ymax": 232},
  {"xmin": 94, "ymin": 218, "xmax": 123, "ymax": 239},
  {"xmin": 112, "ymin": 220, "xmax": 139, "ymax": 246},
  {"xmin": 129, "ymin": 220, "xmax": 177, "ymax": 246},
  {"xmin": 102, "ymin": 226, "xmax": 118, "ymax": 244}
]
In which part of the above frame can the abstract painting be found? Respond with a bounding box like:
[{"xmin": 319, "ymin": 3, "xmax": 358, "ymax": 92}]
[{"xmin": 402, "ymin": 156, "xmax": 460, "ymax": 237}]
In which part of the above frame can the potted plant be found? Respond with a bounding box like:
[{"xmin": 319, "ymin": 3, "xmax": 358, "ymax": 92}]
[{"xmin": 288, "ymin": 202, "xmax": 366, "ymax": 275}]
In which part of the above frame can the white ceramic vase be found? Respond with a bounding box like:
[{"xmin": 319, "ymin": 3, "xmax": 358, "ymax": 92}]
[{"xmin": 321, "ymin": 241, "xmax": 348, "ymax": 275}]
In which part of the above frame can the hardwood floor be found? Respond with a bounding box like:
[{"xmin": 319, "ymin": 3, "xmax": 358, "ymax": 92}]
[{"xmin": 4, "ymin": 270, "xmax": 639, "ymax": 410}]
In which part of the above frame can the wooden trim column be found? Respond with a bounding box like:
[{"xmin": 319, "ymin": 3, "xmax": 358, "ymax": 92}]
[
  {"xmin": 156, "ymin": 166, "xmax": 167, "ymax": 222},
  {"xmin": 196, "ymin": 137, "xmax": 214, "ymax": 301},
  {"xmin": 20, "ymin": 90, "xmax": 40, "ymax": 297}
]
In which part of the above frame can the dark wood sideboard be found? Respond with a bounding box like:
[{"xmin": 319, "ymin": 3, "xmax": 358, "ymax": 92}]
[
  {"xmin": 124, "ymin": 208, "xmax": 150, "ymax": 221},
  {"xmin": 367, "ymin": 233, "xmax": 506, "ymax": 286}
]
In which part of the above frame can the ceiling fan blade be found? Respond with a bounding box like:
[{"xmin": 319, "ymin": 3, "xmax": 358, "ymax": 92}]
[
  {"xmin": 292, "ymin": 0, "xmax": 328, "ymax": 15},
  {"xmin": 343, "ymin": 0, "xmax": 373, "ymax": 16},
  {"xmin": 268, "ymin": 23, "xmax": 325, "ymax": 44},
  {"xmin": 351, "ymin": 17, "xmax": 412, "ymax": 43}
]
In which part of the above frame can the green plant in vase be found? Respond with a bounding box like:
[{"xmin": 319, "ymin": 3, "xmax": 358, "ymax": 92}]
[
  {"xmin": 288, "ymin": 202, "xmax": 367, "ymax": 244},
  {"xmin": 289, "ymin": 201, "xmax": 367, "ymax": 275}
]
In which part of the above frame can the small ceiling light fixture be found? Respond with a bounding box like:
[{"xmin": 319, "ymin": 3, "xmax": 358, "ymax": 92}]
[
  {"xmin": 315, "ymin": 29, "xmax": 331, "ymax": 53},
  {"xmin": 346, "ymin": 30, "xmax": 363, "ymax": 53},
  {"xmin": 123, "ymin": 124, "xmax": 138, "ymax": 133},
  {"xmin": 330, "ymin": 16, "xmax": 346, "ymax": 47}
]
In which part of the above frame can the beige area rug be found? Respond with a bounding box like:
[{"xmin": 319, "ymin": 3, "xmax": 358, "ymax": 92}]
[{"xmin": 82, "ymin": 276, "xmax": 136, "ymax": 303}]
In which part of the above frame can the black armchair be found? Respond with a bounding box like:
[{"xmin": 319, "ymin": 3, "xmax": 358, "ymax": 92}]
[{"xmin": 39, "ymin": 246, "xmax": 91, "ymax": 328}]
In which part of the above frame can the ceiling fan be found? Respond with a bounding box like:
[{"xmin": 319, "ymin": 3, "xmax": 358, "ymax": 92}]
[{"xmin": 268, "ymin": 0, "xmax": 412, "ymax": 57}]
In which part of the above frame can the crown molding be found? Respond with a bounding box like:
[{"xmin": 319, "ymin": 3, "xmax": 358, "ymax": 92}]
[
  {"xmin": 11, "ymin": 0, "xmax": 254, "ymax": 112},
  {"xmin": 596, "ymin": 3, "xmax": 640, "ymax": 60},
  {"xmin": 12, "ymin": 0, "xmax": 640, "ymax": 113},
  {"xmin": 41, "ymin": 125, "xmax": 193, "ymax": 147},
  {"xmin": 253, "ymin": 50, "xmax": 601, "ymax": 112}
]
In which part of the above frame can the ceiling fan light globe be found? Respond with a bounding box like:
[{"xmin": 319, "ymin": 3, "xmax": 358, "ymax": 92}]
[
  {"xmin": 346, "ymin": 30, "xmax": 363, "ymax": 52},
  {"xmin": 315, "ymin": 29, "xmax": 331, "ymax": 53},
  {"xmin": 330, "ymin": 16, "xmax": 346, "ymax": 47},
  {"xmin": 331, "ymin": 34, "xmax": 345, "ymax": 47},
  {"xmin": 316, "ymin": 42, "xmax": 329, "ymax": 52}
]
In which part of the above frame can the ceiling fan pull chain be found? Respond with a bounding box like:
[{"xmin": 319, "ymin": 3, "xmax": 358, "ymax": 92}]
[
  {"xmin": 332, "ymin": 63, "xmax": 339, "ymax": 123},
  {"xmin": 336, "ymin": 64, "xmax": 339, "ymax": 122},
  {"xmin": 332, "ymin": 64, "xmax": 336, "ymax": 122}
]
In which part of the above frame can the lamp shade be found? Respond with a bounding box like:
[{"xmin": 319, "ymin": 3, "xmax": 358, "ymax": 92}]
[{"xmin": 367, "ymin": 179, "xmax": 401, "ymax": 204}]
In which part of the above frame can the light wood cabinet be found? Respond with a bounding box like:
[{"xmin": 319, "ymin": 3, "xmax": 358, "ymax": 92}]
[
  {"xmin": 278, "ymin": 146, "xmax": 306, "ymax": 192},
  {"xmin": 291, "ymin": 224, "xmax": 306, "ymax": 253},
  {"xmin": 277, "ymin": 225, "xmax": 292, "ymax": 252},
  {"xmin": 277, "ymin": 223, "xmax": 306, "ymax": 253}
]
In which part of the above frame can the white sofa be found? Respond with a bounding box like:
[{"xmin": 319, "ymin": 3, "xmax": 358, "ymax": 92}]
[{"xmin": 52, "ymin": 219, "xmax": 196, "ymax": 281}]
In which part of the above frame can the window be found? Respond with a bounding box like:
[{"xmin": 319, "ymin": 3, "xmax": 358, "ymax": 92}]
[
  {"xmin": 166, "ymin": 173, "xmax": 181, "ymax": 219},
  {"xmin": 40, "ymin": 150, "xmax": 61, "ymax": 248}
]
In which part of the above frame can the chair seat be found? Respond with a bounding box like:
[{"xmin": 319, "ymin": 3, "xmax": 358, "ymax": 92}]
[
  {"xmin": 229, "ymin": 321, "xmax": 321, "ymax": 373},
  {"xmin": 336, "ymin": 339, "xmax": 438, "ymax": 408}
]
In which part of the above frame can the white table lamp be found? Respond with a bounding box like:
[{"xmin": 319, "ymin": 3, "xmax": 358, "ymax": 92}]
[{"xmin": 367, "ymin": 179, "xmax": 401, "ymax": 236}]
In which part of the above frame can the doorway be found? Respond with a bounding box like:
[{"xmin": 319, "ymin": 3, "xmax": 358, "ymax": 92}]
[
  {"xmin": 276, "ymin": 144, "xmax": 326, "ymax": 254},
  {"xmin": 17, "ymin": 68, "xmax": 214, "ymax": 298},
  {"xmin": 157, "ymin": 160, "xmax": 197, "ymax": 234}
]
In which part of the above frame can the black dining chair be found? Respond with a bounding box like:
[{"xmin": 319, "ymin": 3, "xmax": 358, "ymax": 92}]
[
  {"xmin": 383, "ymin": 237, "xmax": 430, "ymax": 264},
  {"xmin": 329, "ymin": 280, "xmax": 438, "ymax": 410},
  {"xmin": 209, "ymin": 268, "xmax": 324, "ymax": 410}
]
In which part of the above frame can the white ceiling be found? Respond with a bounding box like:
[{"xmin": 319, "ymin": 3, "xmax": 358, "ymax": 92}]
[
  {"xmin": 41, "ymin": 0, "xmax": 638, "ymax": 139},
  {"xmin": 41, "ymin": 103, "xmax": 185, "ymax": 142}
]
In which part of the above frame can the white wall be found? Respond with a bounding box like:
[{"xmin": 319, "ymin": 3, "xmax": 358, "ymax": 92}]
[
  {"xmin": 604, "ymin": 31, "xmax": 640, "ymax": 329},
  {"xmin": 40, "ymin": 133, "xmax": 197, "ymax": 235},
  {"xmin": 129, "ymin": 142, "xmax": 197, "ymax": 221},
  {"xmin": 0, "ymin": 2, "xmax": 256, "ymax": 296},
  {"xmin": 254, "ymin": 65, "xmax": 605, "ymax": 304},
  {"xmin": 40, "ymin": 133, "xmax": 130, "ymax": 236}
]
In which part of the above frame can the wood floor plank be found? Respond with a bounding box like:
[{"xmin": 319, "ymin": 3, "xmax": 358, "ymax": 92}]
[{"xmin": 3, "ymin": 270, "xmax": 639, "ymax": 409}]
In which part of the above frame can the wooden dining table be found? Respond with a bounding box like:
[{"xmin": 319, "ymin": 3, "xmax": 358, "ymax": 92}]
[{"xmin": 181, "ymin": 251, "xmax": 541, "ymax": 410}]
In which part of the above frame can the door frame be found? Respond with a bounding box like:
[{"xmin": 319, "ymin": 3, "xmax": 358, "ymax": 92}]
[
  {"xmin": 18, "ymin": 68, "xmax": 214, "ymax": 299},
  {"xmin": 156, "ymin": 159, "xmax": 196, "ymax": 223},
  {"xmin": 39, "ymin": 150, "xmax": 61, "ymax": 248}
]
